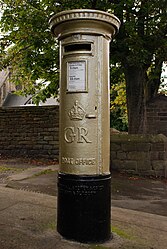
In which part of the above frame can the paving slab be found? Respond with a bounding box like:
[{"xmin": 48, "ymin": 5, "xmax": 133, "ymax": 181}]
[
  {"xmin": 112, "ymin": 207, "xmax": 167, "ymax": 249},
  {"xmin": 7, "ymin": 165, "xmax": 57, "ymax": 181},
  {"xmin": 5, "ymin": 168, "xmax": 167, "ymax": 216},
  {"xmin": 0, "ymin": 158, "xmax": 167, "ymax": 248},
  {"xmin": 0, "ymin": 187, "xmax": 167, "ymax": 249}
]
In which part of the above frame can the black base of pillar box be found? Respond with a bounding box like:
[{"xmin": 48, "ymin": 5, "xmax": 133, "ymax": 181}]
[{"xmin": 57, "ymin": 173, "xmax": 112, "ymax": 244}]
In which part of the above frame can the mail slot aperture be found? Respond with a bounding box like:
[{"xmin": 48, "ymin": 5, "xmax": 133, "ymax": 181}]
[{"xmin": 64, "ymin": 43, "xmax": 91, "ymax": 53}]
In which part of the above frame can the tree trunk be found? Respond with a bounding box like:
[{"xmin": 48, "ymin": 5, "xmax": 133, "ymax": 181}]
[
  {"xmin": 124, "ymin": 65, "xmax": 147, "ymax": 134},
  {"xmin": 145, "ymin": 59, "xmax": 163, "ymax": 101}
]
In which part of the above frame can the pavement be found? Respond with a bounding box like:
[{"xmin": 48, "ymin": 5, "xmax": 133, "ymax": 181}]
[{"xmin": 0, "ymin": 158, "xmax": 167, "ymax": 249}]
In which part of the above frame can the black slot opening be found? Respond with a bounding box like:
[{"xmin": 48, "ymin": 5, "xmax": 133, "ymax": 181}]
[{"xmin": 64, "ymin": 43, "xmax": 91, "ymax": 53}]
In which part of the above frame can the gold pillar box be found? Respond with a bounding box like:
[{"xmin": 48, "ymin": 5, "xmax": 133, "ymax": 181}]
[
  {"xmin": 49, "ymin": 9, "xmax": 120, "ymax": 175},
  {"xmin": 49, "ymin": 9, "xmax": 120, "ymax": 243}
]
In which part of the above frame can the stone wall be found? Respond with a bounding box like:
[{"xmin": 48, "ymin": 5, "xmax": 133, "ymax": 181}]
[
  {"xmin": 0, "ymin": 106, "xmax": 59, "ymax": 159},
  {"xmin": 146, "ymin": 95, "xmax": 167, "ymax": 136},
  {"xmin": 110, "ymin": 134, "xmax": 167, "ymax": 178},
  {"xmin": 0, "ymin": 106, "xmax": 167, "ymax": 177}
]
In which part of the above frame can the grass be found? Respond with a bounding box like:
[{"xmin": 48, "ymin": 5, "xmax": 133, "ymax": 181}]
[
  {"xmin": 41, "ymin": 221, "xmax": 56, "ymax": 231},
  {"xmin": 89, "ymin": 245, "xmax": 108, "ymax": 249},
  {"xmin": 0, "ymin": 166, "xmax": 23, "ymax": 172},
  {"xmin": 112, "ymin": 226, "xmax": 133, "ymax": 240},
  {"xmin": 89, "ymin": 227, "xmax": 134, "ymax": 249},
  {"xmin": 34, "ymin": 169, "xmax": 56, "ymax": 177}
]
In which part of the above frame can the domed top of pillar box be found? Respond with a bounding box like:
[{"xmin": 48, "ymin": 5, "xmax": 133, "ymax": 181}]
[{"xmin": 49, "ymin": 9, "xmax": 121, "ymax": 40}]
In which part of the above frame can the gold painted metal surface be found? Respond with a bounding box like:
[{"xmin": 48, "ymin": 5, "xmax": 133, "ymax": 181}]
[
  {"xmin": 49, "ymin": 9, "xmax": 120, "ymax": 39},
  {"xmin": 49, "ymin": 9, "xmax": 120, "ymax": 175}
]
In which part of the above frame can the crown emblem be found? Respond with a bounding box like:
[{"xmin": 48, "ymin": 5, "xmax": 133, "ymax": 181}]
[{"xmin": 68, "ymin": 101, "xmax": 85, "ymax": 120}]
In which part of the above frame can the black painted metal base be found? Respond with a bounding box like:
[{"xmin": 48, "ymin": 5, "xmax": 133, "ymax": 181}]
[{"xmin": 57, "ymin": 173, "xmax": 112, "ymax": 243}]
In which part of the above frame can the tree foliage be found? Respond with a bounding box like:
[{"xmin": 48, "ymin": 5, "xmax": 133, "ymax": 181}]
[
  {"xmin": 0, "ymin": 0, "xmax": 167, "ymax": 132},
  {"xmin": 110, "ymin": 0, "xmax": 167, "ymax": 98},
  {"xmin": 0, "ymin": 0, "xmax": 116, "ymax": 103},
  {"xmin": 109, "ymin": 0, "xmax": 167, "ymax": 133},
  {"xmin": 110, "ymin": 65, "xmax": 128, "ymax": 131},
  {"xmin": 0, "ymin": 0, "xmax": 61, "ymax": 103}
]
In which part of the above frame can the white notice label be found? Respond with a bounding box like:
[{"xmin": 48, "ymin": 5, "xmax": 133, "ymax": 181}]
[{"xmin": 67, "ymin": 61, "xmax": 86, "ymax": 91}]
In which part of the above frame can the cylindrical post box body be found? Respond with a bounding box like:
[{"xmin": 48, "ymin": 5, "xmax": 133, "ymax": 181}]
[{"xmin": 49, "ymin": 9, "xmax": 120, "ymax": 243}]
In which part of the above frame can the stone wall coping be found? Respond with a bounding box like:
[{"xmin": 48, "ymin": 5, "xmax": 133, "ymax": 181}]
[
  {"xmin": 147, "ymin": 94, "xmax": 167, "ymax": 104},
  {"xmin": 111, "ymin": 133, "xmax": 167, "ymax": 143},
  {"xmin": 1, "ymin": 105, "xmax": 59, "ymax": 111}
]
